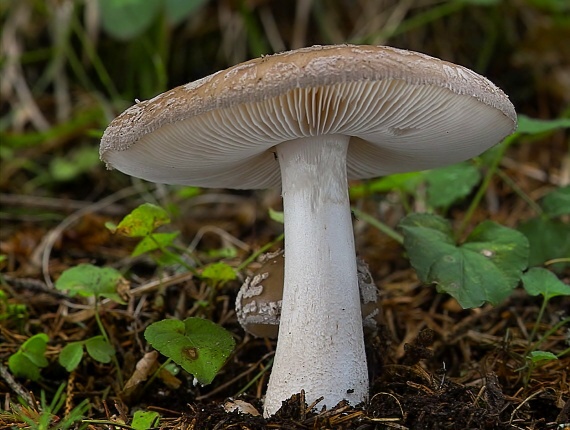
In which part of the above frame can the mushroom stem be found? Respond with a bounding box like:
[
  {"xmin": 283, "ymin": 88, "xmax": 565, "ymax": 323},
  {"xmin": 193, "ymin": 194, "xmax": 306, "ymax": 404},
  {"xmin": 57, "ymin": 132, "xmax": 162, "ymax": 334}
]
[{"xmin": 264, "ymin": 135, "xmax": 368, "ymax": 417}]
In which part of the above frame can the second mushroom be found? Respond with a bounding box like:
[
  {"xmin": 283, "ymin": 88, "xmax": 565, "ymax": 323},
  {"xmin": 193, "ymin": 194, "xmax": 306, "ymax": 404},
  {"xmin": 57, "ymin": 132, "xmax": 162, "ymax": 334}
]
[{"xmin": 100, "ymin": 45, "xmax": 517, "ymax": 417}]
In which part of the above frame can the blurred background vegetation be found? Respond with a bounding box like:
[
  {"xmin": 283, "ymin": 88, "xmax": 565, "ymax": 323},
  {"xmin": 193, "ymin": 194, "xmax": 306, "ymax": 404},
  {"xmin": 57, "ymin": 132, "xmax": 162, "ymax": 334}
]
[{"xmin": 1, "ymin": 0, "xmax": 568, "ymax": 201}]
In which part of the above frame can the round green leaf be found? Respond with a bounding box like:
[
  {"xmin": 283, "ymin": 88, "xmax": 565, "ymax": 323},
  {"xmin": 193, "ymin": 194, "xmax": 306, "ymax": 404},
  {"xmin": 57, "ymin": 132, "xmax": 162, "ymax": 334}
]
[
  {"xmin": 21, "ymin": 333, "xmax": 49, "ymax": 367},
  {"xmin": 399, "ymin": 214, "xmax": 529, "ymax": 308},
  {"xmin": 541, "ymin": 185, "xmax": 570, "ymax": 218},
  {"xmin": 144, "ymin": 317, "xmax": 235, "ymax": 385},
  {"xmin": 398, "ymin": 213, "xmax": 456, "ymax": 284},
  {"xmin": 425, "ymin": 162, "xmax": 481, "ymax": 209},
  {"xmin": 85, "ymin": 336, "xmax": 116, "ymax": 364},
  {"xmin": 55, "ymin": 264, "xmax": 126, "ymax": 303},
  {"xmin": 59, "ymin": 342, "xmax": 85, "ymax": 372},
  {"xmin": 518, "ymin": 217, "xmax": 570, "ymax": 271},
  {"xmin": 9, "ymin": 333, "xmax": 49, "ymax": 380},
  {"xmin": 9, "ymin": 353, "xmax": 42, "ymax": 381},
  {"xmin": 522, "ymin": 267, "xmax": 570, "ymax": 300}
]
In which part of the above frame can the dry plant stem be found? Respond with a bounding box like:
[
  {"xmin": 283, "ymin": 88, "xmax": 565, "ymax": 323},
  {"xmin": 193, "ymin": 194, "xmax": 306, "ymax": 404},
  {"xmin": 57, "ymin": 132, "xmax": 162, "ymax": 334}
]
[
  {"xmin": 264, "ymin": 135, "xmax": 368, "ymax": 417},
  {"xmin": 186, "ymin": 225, "xmax": 250, "ymax": 255},
  {"xmin": 31, "ymin": 187, "xmax": 140, "ymax": 288},
  {"xmin": 545, "ymin": 257, "xmax": 570, "ymax": 265},
  {"xmin": 0, "ymin": 362, "xmax": 33, "ymax": 406},
  {"xmin": 129, "ymin": 272, "xmax": 195, "ymax": 297}
]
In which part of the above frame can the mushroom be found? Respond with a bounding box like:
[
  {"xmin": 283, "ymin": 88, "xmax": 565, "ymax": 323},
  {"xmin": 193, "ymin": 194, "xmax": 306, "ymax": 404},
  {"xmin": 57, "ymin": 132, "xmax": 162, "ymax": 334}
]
[
  {"xmin": 236, "ymin": 250, "xmax": 382, "ymax": 339},
  {"xmin": 100, "ymin": 45, "xmax": 516, "ymax": 417},
  {"xmin": 236, "ymin": 250, "xmax": 284, "ymax": 339}
]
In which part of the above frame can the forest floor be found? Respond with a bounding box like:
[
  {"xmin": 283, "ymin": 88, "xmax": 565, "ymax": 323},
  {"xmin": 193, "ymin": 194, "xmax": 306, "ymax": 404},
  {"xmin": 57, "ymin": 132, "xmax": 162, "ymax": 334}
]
[{"xmin": 1, "ymin": 146, "xmax": 569, "ymax": 429}]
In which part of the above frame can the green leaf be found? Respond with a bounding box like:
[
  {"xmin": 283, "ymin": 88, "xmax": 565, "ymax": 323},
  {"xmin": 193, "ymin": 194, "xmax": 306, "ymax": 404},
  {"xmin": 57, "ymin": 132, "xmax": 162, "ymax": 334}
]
[
  {"xmin": 399, "ymin": 214, "xmax": 529, "ymax": 308},
  {"xmin": 113, "ymin": 203, "xmax": 171, "ymax": 237},
  {"xmin": 425, "ymin": 162, "xmax": 481, "ymax": 208},
  {"xmin": 201, "ymin": 262, "xmax": 236, "ymax": 285},
  {"xmin": 349, "ymin": 171, "xmax": 425, "ymax": 198},
  {"xmin": 517, "ymin": 115, "xmax": 570, "ymax": 135},
  {"xmin": 49, "ymin": 146, "xmax": 100, "ymax": 182},
  {"xmin": 85, "ymin": 336, "xmax": 115, "ymax": 364},
  {"xmin": 20, "ymin": 333, "xmax": 50, "ymax": 368},
  {"xmin": 522, "ymin": 267, "xmax": 570, "ymax": 300},
  {"xmin": 55, "ymin": 264, "xmax": 126, "ymax": 303},
  {"xmin": 175, "ymin": 186, "xmax": 202, "ymax": 199},
  {"xmin": 541, "ymin": 185, "xmax": 570, "ymax": 218},
  {"xmin": 527, "ymin": 350, "xmax": 558, "ymax": 364},
  {"xmin": 8, "ymin": 334, "xmax": 49, "ymax": 381},
  {"xmin": 9, "ymin": 353, "xmax": 42, "ymax": 381},
  {"xmin": 268, "ymin": 208, "xmax": 284, "ymax": 224},
  {"xmin": 144, "ymin": 317, "xmax": 235, "ymax": 385},
  {"xmin": 98, "ymin": 0, "xmax": 162, "ymax": 41},
  {"xmin": 165, "ymin": 0, "xmax": 208, "ymax": 25},
  {"xmin": 399, "ymin": 214, "xmax": 457, "ymax": 277},
  {"xmin": 131, "ymin": 410, "xmax": 160, "ymax": 430},
  {"xmin": 132, "ymin": 232, "xmax": 180, "ymax": 257},
  {"xmin": 59, "ymin": 342, "xmax": 85, "ymax": 372},
  {"xmin": 518, "ymin": 218, "xmax": 570, "ymax": 271}
]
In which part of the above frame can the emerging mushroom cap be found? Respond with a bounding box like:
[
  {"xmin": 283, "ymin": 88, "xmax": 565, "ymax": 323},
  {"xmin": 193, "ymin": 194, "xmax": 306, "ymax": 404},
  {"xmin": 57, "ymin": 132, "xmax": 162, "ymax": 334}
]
[
  {"xmin": 235, "ymin": 250, "xmax": 382, "ymax": 338},
  {"xmin": 100, "ymin": 44, "xmax": 516, "ymax": 188}
]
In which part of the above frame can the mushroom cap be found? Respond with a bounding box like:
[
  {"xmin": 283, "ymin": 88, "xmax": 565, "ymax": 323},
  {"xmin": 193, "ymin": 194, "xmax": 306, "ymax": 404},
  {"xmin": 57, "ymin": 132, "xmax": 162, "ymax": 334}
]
[
  {"xmin": 100, "ymin": 44, "xmax": 516, "ymax": 189},
  {"xmin": 235, "ymin": 250, "xmax": 284, "ymax": 338},
  {"xmin": 235, "ymin": 250, "xmax": 382, "ymax": 338}
]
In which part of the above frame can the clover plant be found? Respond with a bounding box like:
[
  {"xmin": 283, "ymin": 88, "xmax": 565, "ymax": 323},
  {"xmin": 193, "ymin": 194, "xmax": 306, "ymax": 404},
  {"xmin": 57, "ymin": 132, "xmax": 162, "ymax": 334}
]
[
  {"xmin": 107, "ymin": 202, "xmax": 237, "ymax": 285},
  {"xmin": 144, "ymin": 317, "xmax": 236, "ymax": 385},
  {"xmin": 8, "ymin": 333, "xmax": 49, "ymax": 381},
  {"xmin": 55, "ymin": 264, "xmax": 126, "ymax": 384},
  {"xmin": 107, "ymin": 203, "xmax": 237, "ymax": 385}
]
